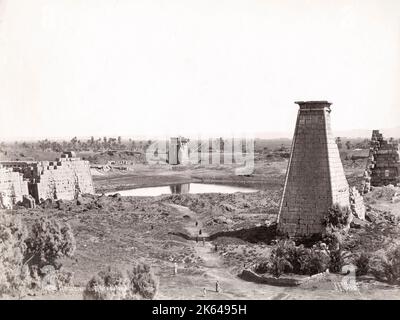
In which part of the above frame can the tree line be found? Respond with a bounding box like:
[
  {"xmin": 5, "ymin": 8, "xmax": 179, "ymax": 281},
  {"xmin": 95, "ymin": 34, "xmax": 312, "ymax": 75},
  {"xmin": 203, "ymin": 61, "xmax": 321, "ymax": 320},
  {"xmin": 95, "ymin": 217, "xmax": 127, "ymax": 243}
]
[{"xmin": 6, "ymin": 137, "xmax": 154, "ymax": 153}]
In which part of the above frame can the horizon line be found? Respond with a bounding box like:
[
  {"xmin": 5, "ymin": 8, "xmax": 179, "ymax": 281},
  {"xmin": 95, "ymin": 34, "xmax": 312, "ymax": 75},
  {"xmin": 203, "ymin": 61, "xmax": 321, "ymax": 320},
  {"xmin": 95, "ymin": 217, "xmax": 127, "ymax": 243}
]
[{"xmin": 2, "ymin": 127, "xmax": 400, "ymax": 142}]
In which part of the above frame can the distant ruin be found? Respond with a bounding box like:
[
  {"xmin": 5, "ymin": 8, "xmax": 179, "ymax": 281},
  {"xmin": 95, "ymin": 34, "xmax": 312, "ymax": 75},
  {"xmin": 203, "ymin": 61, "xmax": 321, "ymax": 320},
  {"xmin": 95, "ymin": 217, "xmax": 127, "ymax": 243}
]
[
  {"xmin": 0, "ymin": 151, "xmax": 94, "ymax": 208},
  {"xmin": 169, "ymin": 137, "xmax": 190, "ymax": 165},
  {"xmin": 277, "ymin": 101, "xmax": 364, "ymax": 237},
  {"xmin": 363, "ymin": 130, "xmax": 400, "ymax": 193}
]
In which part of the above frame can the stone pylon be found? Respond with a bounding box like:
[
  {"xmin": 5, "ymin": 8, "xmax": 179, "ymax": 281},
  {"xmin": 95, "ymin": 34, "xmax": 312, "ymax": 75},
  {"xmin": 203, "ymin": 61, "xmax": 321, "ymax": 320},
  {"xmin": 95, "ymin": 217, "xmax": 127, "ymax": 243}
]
[{"xmin": 277, "ymin": 101, "xmax": 350, "ymax": 237}]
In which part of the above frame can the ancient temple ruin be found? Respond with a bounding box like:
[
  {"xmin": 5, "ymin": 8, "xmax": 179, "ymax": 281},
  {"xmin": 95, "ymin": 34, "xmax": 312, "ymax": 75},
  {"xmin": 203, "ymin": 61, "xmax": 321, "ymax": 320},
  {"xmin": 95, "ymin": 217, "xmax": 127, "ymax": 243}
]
[
  {"xmin": 363, "ymin": 130, "xmax": 400, "ymax": 193},
  {"xmin": 0, "ymin": 151, "xmax": 94, "ymax": 206},
  {"xmin": 169, "ymin": 137, "xmax": 190, "ymax": 165},
  {"xmin": 277, "ymin": 101, "xmax": 364, "ymax": 237},
  {"xmin": 0, "ymin": 165, "xmax": 29, "ymax": 209}
]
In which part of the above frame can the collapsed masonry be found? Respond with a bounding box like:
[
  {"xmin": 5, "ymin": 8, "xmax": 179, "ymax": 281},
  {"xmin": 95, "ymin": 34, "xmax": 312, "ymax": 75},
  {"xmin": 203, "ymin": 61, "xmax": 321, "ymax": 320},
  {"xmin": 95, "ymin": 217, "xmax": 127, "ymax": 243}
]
[
  {"xmin": 363, "ymin": 130, "xmax": 400, "ymax": 193},
  {"xmin": 277, "ymin": 101, "xmax": 365, "ymax": 238},
  {"xmin": 0, "ymin": 151, "xmax": 94, "ymax": 208},
  {"xmin": 169, "ymin": 137, "xmax": 190, "ymax": 165}
]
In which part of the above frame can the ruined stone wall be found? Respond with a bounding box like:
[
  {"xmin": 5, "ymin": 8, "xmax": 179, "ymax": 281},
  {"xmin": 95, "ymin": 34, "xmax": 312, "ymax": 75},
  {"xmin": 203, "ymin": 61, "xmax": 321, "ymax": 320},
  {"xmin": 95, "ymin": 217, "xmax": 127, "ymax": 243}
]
[
  {"xmin": 29, "ymin": 156, "xmax": 94, "ymax": 202},
  {"xmin": 1, "ymin": 153, "xmax": 94, "ymax": 203},
  {"xmin": 349, "ymin": 187, "xmax": 365, "ymax": 220},
  {"xmin": 0, "ymin": 166, "xmax": 29, "ymax": 208},
  {"xmin": 363, "ymin": 130, "xmax": 400, "ymax": 192},
  {"xmin": 277, "ymin": 101, "xmax": 350, "ymax": 237}
]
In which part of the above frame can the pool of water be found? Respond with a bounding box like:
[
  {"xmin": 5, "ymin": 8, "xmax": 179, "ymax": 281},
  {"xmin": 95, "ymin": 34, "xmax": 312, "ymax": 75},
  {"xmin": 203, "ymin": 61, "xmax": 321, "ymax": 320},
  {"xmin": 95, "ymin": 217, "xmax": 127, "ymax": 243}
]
[{"xmin": 107, "ymin": 183, "xmax": 258, "ymax": 197}]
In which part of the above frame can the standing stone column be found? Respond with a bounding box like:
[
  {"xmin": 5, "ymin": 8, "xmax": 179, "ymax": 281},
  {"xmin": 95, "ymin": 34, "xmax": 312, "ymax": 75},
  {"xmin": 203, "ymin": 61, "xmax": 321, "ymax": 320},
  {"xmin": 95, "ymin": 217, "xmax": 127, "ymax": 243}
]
[
  {"xmin": 277, "ymin": 101, "xmax": 350, "ymax": 237},
  {"xmin": 169, "ymin": 138, "xmax": 179, "ymax": 165}
]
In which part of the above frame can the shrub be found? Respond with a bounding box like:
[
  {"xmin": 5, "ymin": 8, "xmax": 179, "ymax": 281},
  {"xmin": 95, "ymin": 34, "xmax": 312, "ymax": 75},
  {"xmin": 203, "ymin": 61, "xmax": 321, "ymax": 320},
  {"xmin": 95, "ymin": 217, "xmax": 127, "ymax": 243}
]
[
  {"xmin": 268, "ymin": 255, "xmax": 293, "ymax": 278},
  {"xmin": 295, "ymin": 242, "xmax": 330, "ymax": 276},
  {"xmin": 0, "ymin": 213, "xmax": 30, "ymax": 297},
  {"xmin": 83, "ymin": 263, "xmax": 158, "ymax": 300},
  {"xmin": 25, "ymin": 218, "xmax": 76, "ymax": 269},
  {"xmin": 266, "ymin": 240, "xmax": 295, "ymax": 277},
  {"xmin": 83, "ymin": 267, "xmax": 129, "ymax": 300},
  {"xmin": 324, "ymin": 204, "xmax": 352, "ymax": 229},
  {"xmin": 384, "ymin": 247, "xmax": 400, "ymax": 284},
  {"xmin": 127, "ymin": 263, "xmax": 158, "ymax": 300},
  {"xmin": 284, "ymin": 242, "xmax": 306, "ymax": 273},
  {"xmin": 0, "ymin": 213, "xmax": 76, "ymax": 297},
  {"xmin": 299, "ymin": 247, "xmax": 330, "ymax": 276},
  {"xmin": 370, "ymin": 246, "xmax": 400, "ymax": 284},
  {"xmin": 322, "ymin": 230, "xmax": 343, "ymax": 251},
  {"xmin": 354, "ymin": 253, "xmax": 371, "ymax": 276},
  {"xmin": 329, "ymin": 247, "xmax": 351, "ymax": 273},
  {"xmin": 258, "ymin": 240, "xmax": 330, "ymax": 277},
  {"xmin": 30, "ymin": 265, "xmax": 74, "ymax": 292},
  {"xmin": 253, "ymin": 259, "xmax": 270, "ymax": 274}
]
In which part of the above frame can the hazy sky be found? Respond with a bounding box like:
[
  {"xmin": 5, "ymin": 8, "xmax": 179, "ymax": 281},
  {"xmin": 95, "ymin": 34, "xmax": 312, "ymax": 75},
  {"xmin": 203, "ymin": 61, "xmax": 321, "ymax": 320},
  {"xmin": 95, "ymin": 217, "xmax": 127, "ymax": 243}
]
[{"xmin": 0, "ymin": 0, "xmax": 399, "ymax": 140}]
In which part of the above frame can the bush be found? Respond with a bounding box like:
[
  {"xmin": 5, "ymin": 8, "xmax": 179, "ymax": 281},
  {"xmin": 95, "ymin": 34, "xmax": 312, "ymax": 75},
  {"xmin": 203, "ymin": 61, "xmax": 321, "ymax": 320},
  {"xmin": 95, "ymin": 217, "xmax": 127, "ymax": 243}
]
[
  {"xmin": 127, "ymin": 263, "xmax": 158, "ymax": 300},
  {"xmin": 0, "ymin": 214, "xmax": 76, "ymax": 297},
  {"xmin": 322, "ymin": 230, "xmax": 343, "ymax": 251},
  {"xmin": 25, "ymin": 218, "xmax": 76, "ymax": 269},
  {"xmin": 268, "ymin": 255, "xmax": 293, "ymax": 278},
  {"xmin": 258, "ymin": 240, "xmax": 330, "ymax": 278},
  {"xmin": 322, "ymin": 230, "xmax": 350, "ymax": 274},
  {"xmin": 29, "ymin": 264, "xmax": 74, "ymax": 292},
  {"xmin": 83, "ymin": 263, "xmax": 158, "ymax": 300},
  {"xmin": 0, "ymin": 213, "xmax": 30, "ymax": 297},
  {"xmin": 266, "ymin": 240, "xmax": 295, "ymax": 277},
  {"xmin": 324, "ymin": 204, "xmax": 352, "ymax": 229},
  {"xmin": 384, "ymin": 247, "xmax": 400, "ymax": 284},
  {"xmin": 370, "ymin": 246, "xmax": 400, "ymax": 284},
  {"xmin": 354, "ymin": 253, "xmax": 371, "ymax": 276},
  {"xmin": 253, "ymin": 259, "xmax": 270, "ymax": 274},
  {"xmin": 83, "ymin": 267, "xmax": 129, "ymax": 300},
  {"xmin": 300, "ymin": 247, "xmax": 330, "ymax": 276},
  {"xmin": 329, "ymin": 248, "xmax": 351, "ymax": 273}
]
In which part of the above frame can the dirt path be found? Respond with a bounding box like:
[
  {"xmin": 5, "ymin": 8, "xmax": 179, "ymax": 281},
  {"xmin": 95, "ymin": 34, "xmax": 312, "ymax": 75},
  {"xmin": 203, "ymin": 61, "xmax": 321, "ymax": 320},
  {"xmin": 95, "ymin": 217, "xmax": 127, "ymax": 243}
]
[
  {"xmin": 160, "ymin": 204, "xmax": 400, "ymax": 300},
  {"xmin": 168, "ymin": 204, "xmax": 221, "ymax": 268},
  {"xmin": 163, "ymin": 203, "xmax": 295, "ymax": 300}
]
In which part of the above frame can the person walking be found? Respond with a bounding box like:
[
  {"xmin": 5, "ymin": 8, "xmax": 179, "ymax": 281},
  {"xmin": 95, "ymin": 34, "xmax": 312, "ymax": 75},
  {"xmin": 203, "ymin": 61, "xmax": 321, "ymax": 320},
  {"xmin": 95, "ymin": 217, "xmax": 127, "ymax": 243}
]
[{"xmin": 215, "ymin": 281, "xmax": 220, "ymax": 293}]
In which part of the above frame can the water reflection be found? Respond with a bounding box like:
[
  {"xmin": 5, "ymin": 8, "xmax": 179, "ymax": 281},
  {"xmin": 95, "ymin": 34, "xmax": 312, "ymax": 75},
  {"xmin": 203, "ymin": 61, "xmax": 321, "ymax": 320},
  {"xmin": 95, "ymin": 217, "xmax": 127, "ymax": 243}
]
[
  {"xmin": 169, "ymin": 183, "xmax": 190, "ymax": 194},
  {"xmin": 109, "ymin": 183, "xmax": 257, "ymax": 197}
]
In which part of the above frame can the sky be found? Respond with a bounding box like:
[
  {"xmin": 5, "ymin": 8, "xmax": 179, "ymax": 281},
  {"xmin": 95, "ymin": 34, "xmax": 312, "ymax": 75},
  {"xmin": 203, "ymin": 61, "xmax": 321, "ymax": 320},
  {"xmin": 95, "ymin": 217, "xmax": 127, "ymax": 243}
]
[{"xmin": 0, "ymin": 0, "xmax": 399, "ymax": 141}]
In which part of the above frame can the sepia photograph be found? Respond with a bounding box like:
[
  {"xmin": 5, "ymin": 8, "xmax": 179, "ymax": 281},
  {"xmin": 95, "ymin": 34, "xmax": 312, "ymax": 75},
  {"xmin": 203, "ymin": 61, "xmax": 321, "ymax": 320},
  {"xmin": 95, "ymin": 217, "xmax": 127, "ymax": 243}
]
[{"xmin": 1, "ymin": 0, "xmax": 400, "ymax": 309}]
